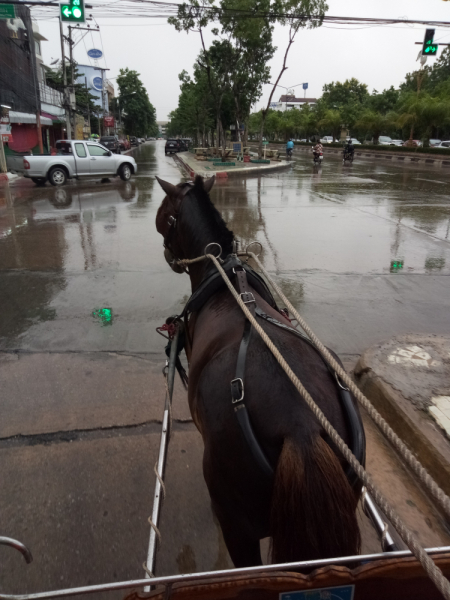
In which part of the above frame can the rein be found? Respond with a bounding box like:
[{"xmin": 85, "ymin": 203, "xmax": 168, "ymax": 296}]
[{"xmin": 162, "ymin": 246, "xmax": 450, "ymax": 600}]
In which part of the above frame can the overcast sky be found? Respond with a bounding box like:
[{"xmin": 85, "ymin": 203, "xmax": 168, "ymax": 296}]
[{"xmin": 37, "ymin": 0, "xmax": 450, "ymax": 121}]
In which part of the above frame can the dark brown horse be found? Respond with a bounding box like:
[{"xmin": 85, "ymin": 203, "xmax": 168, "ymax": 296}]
[{"xmin": 155, "ymin": 175, "xmax": 363, "ymax": 568}]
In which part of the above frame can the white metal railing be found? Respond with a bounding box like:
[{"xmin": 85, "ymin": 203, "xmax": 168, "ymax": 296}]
[{"xmin": 39, "ymin": 83, "xmax": 63, "ymax": 108}]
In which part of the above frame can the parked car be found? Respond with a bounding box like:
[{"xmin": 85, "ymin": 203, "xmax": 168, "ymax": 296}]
[
  {"xmin": 429, "ymin": 139, "xmax": 442, "ymax": 147},
  {"xmin": 350, "ymin": 138, "xmax": 361, "ymax": 145},
  {"xmin": 165, "ymin": 139, "xmax": 180, "ymax": 155},
  {"xmin": 437, "ymin": 140, "xmax": 450, "ymax": 148},
  {"xmin": 119, "ymin": 137, "xmax": 130, "ymax": 151},
  {"xmin": 378, "ymin": 136, "xmax": 393, "ymax": 146},
  {"xmin": 320, "ymin": 136, "xmax": 334, "ymax": 144},
  {"xmin": 390, "ymin": 140, "xmax": 403, "ymax": 146},
  {"xmin": 100, "ymin": 135, "xmax": 121, "ymax": 154},
  {"xmin": 19, "ymin": 139, "xmax": 137, "ymax": 186},
  {"xmin": 130, "ymin": 136, "xmax": 139, "ymax": 146}
]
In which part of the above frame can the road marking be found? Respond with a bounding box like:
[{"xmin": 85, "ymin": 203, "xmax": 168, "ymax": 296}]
[{"xmin": 387, "ymin": 345, "xmax": 440, "ymax": 367}]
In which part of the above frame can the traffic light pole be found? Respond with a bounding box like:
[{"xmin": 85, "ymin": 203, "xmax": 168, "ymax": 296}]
[
  {"xmin": 68, "ymin": 26, "xmax": 75, "ymax": 138},
  {"xmin": 59, "ymin": 18, "xmax": 72, "ymax": 140}
]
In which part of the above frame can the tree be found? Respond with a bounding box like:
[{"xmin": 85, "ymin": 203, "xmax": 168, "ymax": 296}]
[
  {"xmin": 368, "ymin": 86, "xmax": 400, "ymax": 115},
  {"xmin": 397, "ymin": 93, "xmax": 450, "ymax": 146},
  {"xmin": 257, "ymin": 0, "xmax": 328, "ymax": 156},
  {"xmin": 319, "ymin": 109, "xmax": 342, "ymax": 141},
  {"xmin": 321, "ymin": 78, "xmax": 369, "ymax": 107},
  {"xmin": 355, "ymin": 110, "xmax": 396, "ymax": 144},
  {"xmin": 116, "ymin": 68, "xmax": 158, "ymax": 137}
]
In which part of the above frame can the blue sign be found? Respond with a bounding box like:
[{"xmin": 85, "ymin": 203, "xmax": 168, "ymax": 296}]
[
  {"xmin": 280, "ymin": 585, "xmax": 354, "ymax": 600},
  {"xmin": 303, "ymin": 83, "xmax": 308, "ymax": 90},
  {"xmin": 87, "ymin": 48, "xmax": 103, "ymax": 59},
  {"xmin": 92, "ymin": 76, "xmax": 103, "ymax": 91}
]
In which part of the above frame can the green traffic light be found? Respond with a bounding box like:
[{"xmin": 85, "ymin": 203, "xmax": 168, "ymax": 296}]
[
  {"xmin": 60, "ymin": 0, "xmax": 85, "ymax": 22},
  {"xmin": 422, "ymin": 29, "xmax": 437, "ymax": 56}
]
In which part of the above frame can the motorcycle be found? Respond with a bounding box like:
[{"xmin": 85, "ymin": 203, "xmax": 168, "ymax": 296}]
[
  {"xmin": 312, "ymin": 148, "xmax": 323, "ymax": 165},
  {"xmin": 343, "ymin": 149, "xmax": 354, "ymax": 164}
]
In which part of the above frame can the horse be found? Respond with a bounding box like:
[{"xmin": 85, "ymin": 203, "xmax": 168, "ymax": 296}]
[{"xmin": 155, "ymin": 174, "xmax": 364, "ymax": 568}]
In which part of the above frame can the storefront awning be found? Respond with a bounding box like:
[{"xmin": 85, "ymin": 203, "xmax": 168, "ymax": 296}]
[{"xmin": 9, "ymin": 111, "xmax": 53, "ymax": 126}]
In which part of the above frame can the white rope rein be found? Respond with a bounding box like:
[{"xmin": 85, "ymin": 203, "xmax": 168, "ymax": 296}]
[{"xmin": 176, "ymin": 250, "xmax": 450, "ymax": 599}]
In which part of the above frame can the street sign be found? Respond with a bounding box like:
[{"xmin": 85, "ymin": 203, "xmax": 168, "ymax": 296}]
[
  {"xmin": 422, "ymin": 29, "xmax": 438, "ymax": 56},
  {"xmin": 60, "ymin": 0, "xmax": 85, "ymax": 23},
  {"xmin": 104, "ymin": 116, "xmax": 114, "ymax": 127},
  {"xmin": 262, "ymin": 141, "xmax": 269, "ymax": 145},
  {"xmin": 87, "ymin": 48, "xmax": 103, "ymax": 59},
  {"xmin": 302, "ymin": 83, "xmax": 308, "ymax": 90},
  {"xmin": 232, "ymin": 142, "xmax": 242, "ymax": 153},
  {"xmin": 0, "ymin": 4, "xmax": 15, "ymax": 18}
]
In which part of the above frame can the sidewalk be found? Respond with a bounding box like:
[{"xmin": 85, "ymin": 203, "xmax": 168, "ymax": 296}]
[
  {"xmin": 174, "ymin": 151, "xmax": 290, "ymax": 179},
  {"xmin": 354, "ymin": 335, "xmax": 450, "ymax": 502}
]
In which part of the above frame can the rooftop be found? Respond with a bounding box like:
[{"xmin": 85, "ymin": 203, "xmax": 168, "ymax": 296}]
[{"xmin": 279, "ymin": 95, "xmax": 317, "ymax": 103}]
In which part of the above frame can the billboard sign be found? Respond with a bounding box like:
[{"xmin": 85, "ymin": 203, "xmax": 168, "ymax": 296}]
[
  {"xmin": 0, "ymin": 4, "xmax": 15, "ymax": 19},
  {"xmin": 87, "ymin": 48, "xmax": 103, "ymax": 59},
  {"xmin": 92, "ymin": 76, "xmax": 103, "ymax": 91}
]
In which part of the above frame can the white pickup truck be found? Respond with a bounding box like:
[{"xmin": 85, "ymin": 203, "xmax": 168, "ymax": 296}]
[{"xmin": 21, "ymin": 139, "xmax": 138, "ymax": 186}]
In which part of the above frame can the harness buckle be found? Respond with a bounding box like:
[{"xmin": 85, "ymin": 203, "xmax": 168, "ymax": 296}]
[
  {"xmin": 167, "ymin": 215, "xmax": 176, "ymax": 227},
  {"xmin": 240, "ymin": 292, "xmax": 255, "ymax": 304},
  {"xmin": 231, "ymin": 378, "xmax": 244, "ymax": 403}
]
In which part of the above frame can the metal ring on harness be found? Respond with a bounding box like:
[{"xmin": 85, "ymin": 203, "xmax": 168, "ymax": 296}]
[
  {"xmin": 204, "ymin": 242, "xmax": 222, "ymax": 259},
  {"xmin": 245, "ymin": 241, "xmax": 262, "ymax": 257}
]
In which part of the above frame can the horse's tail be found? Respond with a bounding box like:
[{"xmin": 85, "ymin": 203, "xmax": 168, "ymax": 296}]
[{"xmin": 270, "ymin": 435, "xmax": 360, "ymax": 564}]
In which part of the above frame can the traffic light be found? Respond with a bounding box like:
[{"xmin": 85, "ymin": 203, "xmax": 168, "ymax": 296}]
[
  {"xmin": 60, "ymin": 0, "xmax": 85, "ymax": 23},
  {"xmin": 422, "ymin": 29, "xmax": 438, "ymax": 56}
]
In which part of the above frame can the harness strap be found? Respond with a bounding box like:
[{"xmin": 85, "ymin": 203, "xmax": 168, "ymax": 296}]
[{"xmin": 231, "ymin": 267, "xmax": 274, "ymax": 479}]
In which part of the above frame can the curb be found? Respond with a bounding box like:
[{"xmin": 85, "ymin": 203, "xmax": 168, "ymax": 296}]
[
  {"xmin": 174, "ymin": 152, "xmax": 291, "ymax": 179},
  {"xmin": 354, "ymin": 352, "xmax": 450, "ymax": 501}
]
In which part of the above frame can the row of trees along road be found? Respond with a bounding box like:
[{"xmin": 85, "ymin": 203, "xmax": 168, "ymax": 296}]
[
  {"xmin": 167, "ymin": 0, "xmax": 328, "ymax": 157},
  {"xmin": 248, "ymin": 49, "xmax": 450, "ymax": 147},
  {"xmin": 110, "ymin": 68, "xmax": 159, "ymax": 138}
]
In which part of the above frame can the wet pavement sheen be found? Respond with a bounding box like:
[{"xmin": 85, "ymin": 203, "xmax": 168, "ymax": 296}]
[
  {"xmin": 1, "ymin": 141, "xmax": 449, "ymax": 356},
  {"xmin": 1, "ymin": 142, "xmax": 450, "ymax": 595}
]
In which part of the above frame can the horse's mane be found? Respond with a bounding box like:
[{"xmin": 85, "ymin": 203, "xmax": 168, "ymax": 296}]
[{"xmin": 182, "ymin": 176, "xmax": 234, "ymax": 256}]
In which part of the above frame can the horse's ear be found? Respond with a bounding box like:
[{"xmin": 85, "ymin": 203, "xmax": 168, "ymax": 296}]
[
  {"xmin": 204, "ymin": 176, "xmax": 215, "ymax": 194},
  {"xmin": 155, "ymin": 176, "xmax": 180, "ymax": 199}
]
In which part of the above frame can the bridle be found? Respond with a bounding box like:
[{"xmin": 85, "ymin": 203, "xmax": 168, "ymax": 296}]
[{"xmin": 162, "ymin": 182, "xmax": 194, "ymax": 270}]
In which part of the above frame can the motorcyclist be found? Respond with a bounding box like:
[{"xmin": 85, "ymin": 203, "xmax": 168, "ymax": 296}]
[
  {"xmin": 344, "ymin": 138, "xmax": 354, "ymax": 159},
  {"xmin": 286, "ymin": 139, "xmax": 294, "ymax": 157},
  {"xmin": 312, "ymin": 141, "xmax": 323, "ymax": 160}
]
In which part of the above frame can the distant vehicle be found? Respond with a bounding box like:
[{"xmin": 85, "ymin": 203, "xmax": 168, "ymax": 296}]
[
  {"xmin": 378, "ymin": 136, "xmax": 393, "ymax": 145},
  {"xmin": 165, "ymin": 139, "xmax": 180, "ymax": 155},
  {"xmin": 138, "ymin": 138, "xmax": 145, "ymax": 144},
  {"xmin": 130, "ymin": 136, "xmax": 139, "ymax": 146},
  {"xmin": 320, "ymin": 136, "xmax": 333, "ymax": 144},
  {"xmin": 20, "ymin": 140, "xmax": 137, "ymax": 186},
  {"xmin": 436, "ymin": 140, "xmax": 450, "ymax": 148},
  {"xmin": 429, "ymin": 139, "xmax": 442, "ymax": 147},
  {"xmin": 177, "ymin": 139, "xmax": 189, "ymax": 151},
  {"xmin": 100, "ymin": 135, "xmax": 121, "ymax": 154},
  {"xmin": 181, "ymin": 138, "xmax": 191, "ymax": 150},
  {"xmin": 350, "ymin": 138, "xmax": 361, "ymax": 145},
  {"xmin": 299, "ymin": 139, "xmax": 307, "ymax": 143},
  {"xmin": 390, "ymin": 140, "xmax": 403, "ymax": 146},
  {"xmin": 119, "ymin": 137, "xmax": 131, "ymax": 151}
]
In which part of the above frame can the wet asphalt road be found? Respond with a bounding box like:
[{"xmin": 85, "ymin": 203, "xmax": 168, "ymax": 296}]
[{"xmin": 1, "ymin": 142, "xmax": 450, "ymax": 597}]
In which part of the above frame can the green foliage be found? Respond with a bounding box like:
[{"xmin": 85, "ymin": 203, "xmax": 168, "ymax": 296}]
[
  {"xmin": 116, "ymin": 68, "xmax": 158, "ymax": 137},
  {"xmin": 322, "ymin": 78, "xmax": 369, "ymax": 107}
]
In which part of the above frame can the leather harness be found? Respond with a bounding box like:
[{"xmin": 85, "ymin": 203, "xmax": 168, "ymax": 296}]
[{"xmin": 161, "ymin": 183, "xmax": 365, "ymax": 487}]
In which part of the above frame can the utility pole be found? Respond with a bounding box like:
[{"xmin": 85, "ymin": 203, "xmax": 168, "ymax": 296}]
[
  {"xmin": 85, "ymin": 77, "xmax": 90, "ymax": 136},
  {"xmin": 68, "ymin": 25, "xmax": 75, "ymax": 139},
  {"xmin": 59, "ymin": 18, "xmax": 71, "ymax": 139}
]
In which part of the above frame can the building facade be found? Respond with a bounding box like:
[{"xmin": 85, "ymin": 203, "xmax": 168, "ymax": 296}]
[{"xmin": 270, "ymin": 95, "xmax": 317, "ymax": 112}]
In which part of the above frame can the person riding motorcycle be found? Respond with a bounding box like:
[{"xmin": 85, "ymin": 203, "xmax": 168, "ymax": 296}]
[
  {"xmin": 344, "ymin": 139, "xmax": 354, "ymax": 160},
  {"xmin": 312, "ymin": 142, "xmax": 323, "ymax": 160},
  {"xmin": 286, "ymin": 139, "xmax": 294, "ymax": 157}
]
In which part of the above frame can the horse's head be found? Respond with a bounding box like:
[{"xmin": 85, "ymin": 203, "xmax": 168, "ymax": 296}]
[{"xmin": 155, "ymin": 175, "xmax": 216, "ymax": 273}]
